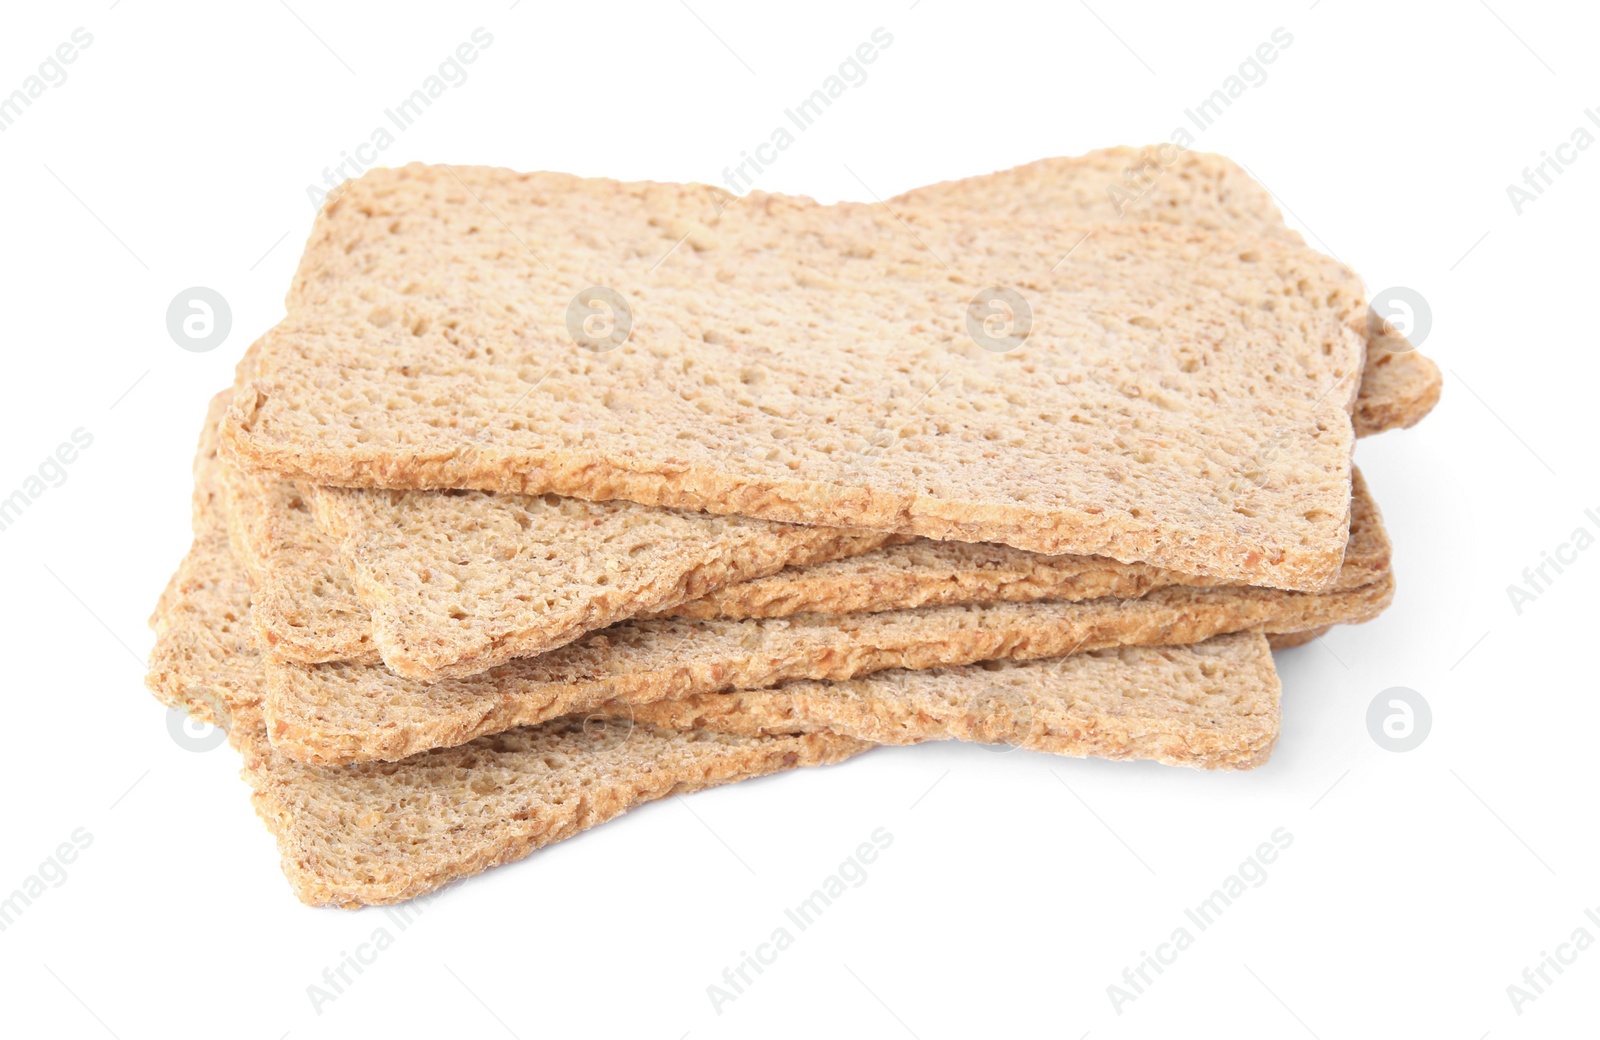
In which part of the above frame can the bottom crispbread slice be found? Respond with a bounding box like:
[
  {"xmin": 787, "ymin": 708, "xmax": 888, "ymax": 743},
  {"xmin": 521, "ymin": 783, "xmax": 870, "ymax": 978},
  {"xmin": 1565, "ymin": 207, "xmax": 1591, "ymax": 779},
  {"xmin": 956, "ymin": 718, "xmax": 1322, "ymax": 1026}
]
[
  {"xmin": 625, "ymin": 630, "xmax": 1278, "ymax": 770},
  {"xmin": 147, "ymin": 397, "xmax": 871, "ymax": 908}
]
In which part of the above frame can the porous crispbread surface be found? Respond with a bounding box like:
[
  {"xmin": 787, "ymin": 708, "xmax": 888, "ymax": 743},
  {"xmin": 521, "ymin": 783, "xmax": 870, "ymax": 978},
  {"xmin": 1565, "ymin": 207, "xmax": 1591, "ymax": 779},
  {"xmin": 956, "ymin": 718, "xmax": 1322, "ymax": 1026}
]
[
  {"xmin": 626, "ymin": 631, "xmax": 1279, "ymax": 770},
  {"xmin": 306, "ymin": 481, "xmax": 895, "ymax": 681},
  {"xmin": 223, "ymin": 163, "xmax": 1366, "ymax": 590},
  {"xmin": 146, "ymin": 400, "xmax": 871, "ymax": 909},
  {"xmin": 249, "ymin": 715, "xmax": 866, "ymax": 908},
  {"xmin": 221, "ymin": 458, "xmax": 376, "ymax": 664},
  {"xmin": 657, "ymin": 468, "xmax": 1387, "ymax": 620},
  {"xmin": 891, "ymin": 146, "xmax": 1442, "ymax": 436}
]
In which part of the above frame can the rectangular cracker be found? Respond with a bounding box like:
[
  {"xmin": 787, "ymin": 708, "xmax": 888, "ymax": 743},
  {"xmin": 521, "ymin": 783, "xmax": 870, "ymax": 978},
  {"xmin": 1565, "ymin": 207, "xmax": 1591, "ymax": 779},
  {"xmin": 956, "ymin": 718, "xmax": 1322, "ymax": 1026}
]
[
  {"xmin": 221, "ymin": 164, "xmax": 1366, "ymax": 589},
  {"xmin": 889, "ymin": 146, "xmax": 1442, "ymax": 435}
]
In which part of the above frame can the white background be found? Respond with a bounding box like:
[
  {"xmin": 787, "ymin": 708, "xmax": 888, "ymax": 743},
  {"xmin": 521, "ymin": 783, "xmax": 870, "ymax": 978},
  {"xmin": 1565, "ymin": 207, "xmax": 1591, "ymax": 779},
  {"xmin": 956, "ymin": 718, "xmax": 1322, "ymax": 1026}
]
[{"xmin": 0, "ymin": 1, "xmax": 1594, "ymax": 1036}]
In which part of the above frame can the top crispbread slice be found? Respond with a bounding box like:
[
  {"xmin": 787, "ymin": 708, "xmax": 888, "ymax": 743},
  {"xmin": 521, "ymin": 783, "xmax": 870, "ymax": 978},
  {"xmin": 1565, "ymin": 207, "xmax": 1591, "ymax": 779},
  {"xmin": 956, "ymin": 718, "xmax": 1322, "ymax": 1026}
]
[
  {"xmin": 223, "ymin": 164, "xmax": 1365, "ymax": 590},
  {"xmin": 890, "ymin": 146, "xmax": 1442, "ymax": 435}
]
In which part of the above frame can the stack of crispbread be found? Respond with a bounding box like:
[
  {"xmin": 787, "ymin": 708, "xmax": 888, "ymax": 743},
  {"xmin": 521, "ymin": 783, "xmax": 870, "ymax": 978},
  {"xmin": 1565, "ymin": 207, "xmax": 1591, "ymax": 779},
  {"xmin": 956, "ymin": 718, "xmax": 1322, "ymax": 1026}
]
[{"xmin": 146, "ymin": 147, "xmax": 1437, "ymax": 907}]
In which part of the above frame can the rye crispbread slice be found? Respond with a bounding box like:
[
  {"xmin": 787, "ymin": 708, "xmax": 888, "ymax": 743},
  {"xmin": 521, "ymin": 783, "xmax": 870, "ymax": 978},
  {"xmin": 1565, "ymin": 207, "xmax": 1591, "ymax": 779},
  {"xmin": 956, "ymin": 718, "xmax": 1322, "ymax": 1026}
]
[
  {"xmin": 890, "ymin": 146, "xmax": 1442, "ymax": 435},
  {"xmin": 147, "ymin": 398, "xmax": 871, "ymax": 908},
  {"xmin": 221, "ymin": 164, "xmax": 1366, "ymax": 589}
]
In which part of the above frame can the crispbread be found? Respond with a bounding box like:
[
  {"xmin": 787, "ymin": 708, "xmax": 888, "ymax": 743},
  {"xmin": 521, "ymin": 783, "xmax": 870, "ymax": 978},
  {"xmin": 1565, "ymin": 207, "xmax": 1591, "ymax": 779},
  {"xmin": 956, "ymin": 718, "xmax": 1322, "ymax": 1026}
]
[
  {"xmin": 303, "ymin": 478, "xmax": 895, "ymax": 680},
  {"xmin": 222, "ymin": 164, "xmax": 1366, "ymax": 589},
  {"xmin": 625, "ymin": 630, "xmax": 1279, "ymax": 770},
  {"xmin": 147, "ymin": 396, "xmax": 872, "ymax": 908},
  {"xmin": 891, "ymin": 146, "xmax": 1443, "ymax": 435}
]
